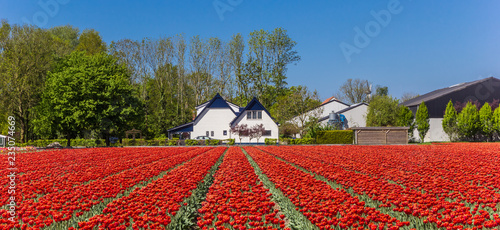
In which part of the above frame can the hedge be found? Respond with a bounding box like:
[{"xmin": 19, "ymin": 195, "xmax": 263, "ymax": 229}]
[
  {"xmin": 289, "ymin": 138, "xmax": 315, "ymax": 145},
  {"xmin": 265, "ymin": 138, "xmax": 277, "ymax": 145},
  {"xmin": 316, "ymin": 130, "xmax": 354, "ymax": 144}
]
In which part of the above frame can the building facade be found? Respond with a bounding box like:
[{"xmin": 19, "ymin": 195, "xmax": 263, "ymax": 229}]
[{"xmin": 168, "ymin": 94, "xmax": 279, "ymax": 143}]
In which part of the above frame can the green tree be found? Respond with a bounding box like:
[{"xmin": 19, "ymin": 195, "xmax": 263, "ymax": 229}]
[
  {"xmin": 366, "ymin": 95, "xmax": 399, "ymax": 127},
  {"xmin": 397, "ymin": 105, "xmax": 414, "ymax": 139},
  {"xmin": 270, "ymin": 86, "xmax": 321, "ymax": 136},
  {"xmin": 493, "ymin": 107, "xmax": 500, "ymax": 135},
  {"xmin": 49, "ymin": 25, "xmax": 80, "ymax": 56},
  {"xmin": 0, "ymin": 21, "xmax": 57, "ymax": 142},
  {"xmin": 76, "ymin": 29, "xmax": 107, "ymax": 55},
  {"xmin": 415, "ymin": 101, "xmax": 430, "ymax": 142},
  {"xmin": 479, "ymin": 102, "xmax": 494, "ymax": 141},
  {"xmin": 457, "ymin": 102, "xmax": 480, "ymax": 140},
  {"xmin": 375, "ymin": 85, "xmax": 388, "ymax": 97},
  {"xmin": 36, "ymin": 51, "xmax": 142, "ymax": 146},
  {"xmin": 442, "ymin": 100, "xmax": 458, "ymax": 141}
]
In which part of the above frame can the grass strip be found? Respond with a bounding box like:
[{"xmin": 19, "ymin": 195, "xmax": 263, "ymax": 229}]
[
  {"xmin": 242, "ymin": 148, "xmax": 318, "ymax": 230},
  {"xmin": 167, "ymin": 148, "xmax": 227, "ymax": 230}
]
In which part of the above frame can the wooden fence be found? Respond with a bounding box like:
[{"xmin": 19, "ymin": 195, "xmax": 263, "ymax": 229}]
[{"xmin": 350, "ymin": 127, "xmax": 409, "ymax": 145}]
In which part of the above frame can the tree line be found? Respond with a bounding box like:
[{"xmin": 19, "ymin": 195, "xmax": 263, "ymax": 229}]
[{"xmin": 0, "ymin": 20, "xmax": 320, "ymax": 145}]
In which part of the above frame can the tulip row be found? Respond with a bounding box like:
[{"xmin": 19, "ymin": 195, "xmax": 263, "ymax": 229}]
[
  {"xmin": 0, "ymin": 147, "xmax": 212, "ymax": 229},
  {"xmin": 307, "ymin": 144, "xmax": 500, "ymax": 208},
  {"xmin": 76, "ymin": 147, "xmax": 226, "ymax": 230},
  {"xmin": 244, "ymin": 146, "xmax": 408, "ymax": 230},
  {"xmin": 198, "ymin": 147, "xmax": 285, "ymax": 230},
  {"xmin": 258, "ymin": 144, "xmax": 500, "ymax": 229},
  {"xmin": 0, "ymin": 147, "xmax": 194, "ymax": 206}
]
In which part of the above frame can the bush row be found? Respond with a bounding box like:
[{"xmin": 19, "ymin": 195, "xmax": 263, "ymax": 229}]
[{"xmin": 20, "ymin": 131, "xmax": 354, "ymax": 147}]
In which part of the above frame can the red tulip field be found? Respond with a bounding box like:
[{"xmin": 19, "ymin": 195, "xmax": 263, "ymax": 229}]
[{"xmin": 1, "ymin": 143, "xmax": 499, "ymax": 229}]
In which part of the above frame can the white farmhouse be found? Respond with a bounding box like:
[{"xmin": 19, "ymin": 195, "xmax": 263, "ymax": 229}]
[
  {"xmin": 289, "ymin": 96, "xmax": 368, "ymax": 135},
  {"xmin": 167, "ymin": 94, "xmax": 279, "ymax": 143}
]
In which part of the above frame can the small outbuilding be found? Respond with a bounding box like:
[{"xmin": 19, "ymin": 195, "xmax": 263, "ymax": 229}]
[
  {"xmin": 351, "ymin": 127, "xmax": 409, "ymax": 145},
  {"xmin": 0, "ymin": 134, "xmax": 6, "ymax": 148}
]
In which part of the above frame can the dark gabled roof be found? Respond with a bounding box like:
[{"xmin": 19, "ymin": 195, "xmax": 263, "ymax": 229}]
[
  {"xmin": 194, "ymin": 93, "xmax": 237, "ymax": 123},
  {"xmin": 230, "ymin": 97, "xmax": 277, "ymax": 126},
  {"xmin": 402, "ymin": 77, "xmax": 499, "ymax": 107},
  {"xmin": 318, "ymin": 103, "xmax": 368, "ymax": 122},
  {"xmin": 167, "ymin": 122, "xmax": 193, "ymax": 133}
]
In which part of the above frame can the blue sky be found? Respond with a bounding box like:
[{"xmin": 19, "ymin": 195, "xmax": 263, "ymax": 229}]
[{"xmin": 1, "ymin": 0, "xmax": 500, "ymax": 101}]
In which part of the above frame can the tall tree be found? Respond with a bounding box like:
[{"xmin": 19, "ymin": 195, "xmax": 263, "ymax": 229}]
[
  {"xmin": 272, "ymin": 86, "xmax": 322, "ymax": 136},
  {"xmin": 0, "ymin": 21, "xmax": 56, "ymax": 142},
  {"xmin": 457, "ymin": 102, "xmax": 480, "ymax": 140},
  {"xmin": 228, "ymin": 33, "xmax": 246, "ymax": 104},
  {"xmin": 76, "ymin": 29, "xmax": 107, "ymax": 55},
  {"xmin": 375, "ymin": 85, "xmax": 388, "ymax": 97},
  {"xmin": 397, "ymin": 105, "xmax": 414, "ymax": 139},
  {"xmin": 415, "ymin": 101, "xmax": 430, "ymax": 142},
  {"xmin": 493, "ymin": 107, "xmax": 500, "ymax": 136},
  {"xmin": 478, "ymin": 102, "xmax": 494, "ymax": 141},
  {"xmin": 36, "ymin": 51, "xmax": 141, "ymax": 146},
  {"xmin": 189, "ymin": 35, "xmax": 210, "ymax": 105},
  {"xmin": 336, "ymin": 78, "xmax": 371, "ymax": 104},
  {"xmin": 48, "ymin": 25, "xmax": 80, "ymax": 56},
  {"xmin": 442, "ymin": 100, "xmax": 458, "ymax": 141},
  {"xmin": 366, "ymin": 95, "xmax": 399, "ymax": 127}
]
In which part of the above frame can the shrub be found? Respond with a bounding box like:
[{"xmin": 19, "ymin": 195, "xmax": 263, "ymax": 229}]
[
  {"xmin": 167, "ymin": 139, "xmax": 179, "ymax": 146},
  {"xmin": 316, "ymin": 130, "xmax": 353, "ymax": 144},
  {"xmin": 265, "ymin": 138, "xmax": 277, "ymax": 145},
  {"xmin": 289, "ymin": 138, "xmax": 315, "ymax": 145},
  {"xmin": 205, "ymin": 139, "xmax": 220, "ymax": 146},
  {"xmin": 185, "ymin": 139, "xmax": 199, "ymax": 146},
  {"xmin": 225, "ymin": 139, "xmax": 235, "ymax": 145},
  {"xmin": 280, "ymin": 138, "xmax": 291, "ymax": 145}
]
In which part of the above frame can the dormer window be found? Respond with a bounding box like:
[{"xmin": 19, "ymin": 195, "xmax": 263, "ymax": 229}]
[{"xmin": 247, "ymin": 110, "xmax": 263, "ymax": 120}]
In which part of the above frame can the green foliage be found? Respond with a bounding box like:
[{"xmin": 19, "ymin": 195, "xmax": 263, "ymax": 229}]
[
  {"xmin": 415, "ymin": 101, "xmax": 430, "ymax": 142},
  {"xmin": 185, "ymin": 139, "xmax": 200, "ymax": 146},
  {"xmin": 397, "ymin": 105, "xmax": 415, "ymax": 139},
  {"xmin": 457, "ymin": 102, "xmax": 480, "ymax": 140},
  {"xmin": 366, "ymin": 95, "xmax": 400, "ymax": 127},
  {"xmin": 226, "ymin": 139, "xmax": 235, "ymax": 145},
  {"xmin": 167, "ymin": 139, "xmax": 179, "ymax": 146},
  {"xmin": 265, "ymin": 138, "xmax": 277, "ymax": 145},
  {"xmin": 375, "ymin": 85, "xmax": 388, "ymax": 97},
  {"xmin": 205, "ymin": 139, "xmax": 220, "ymax": 146},
  {"xmin": 478, "ymin": 102, "xmax": 494, "ymax": 140},
  {"xmin": 442, "ymin": 100, "xmax": 459, "ymax": 141},
  {"xmin": 75, "ymin": 29, "xmax": 107, "ymax": 55},
  {"xmin": 494, "ymin": 107, "xmax": 500, "ymax": 134},
  {"xmin": 316, "ymin": 130, "xmax": 354, "ymax": 144},
  {"xmin": 36, "ymin": 51, "xmax": 142, "ymax": 146},
  {"xmin": 289, "ymin": 138, "xmax": 315, "ymax": 145}
]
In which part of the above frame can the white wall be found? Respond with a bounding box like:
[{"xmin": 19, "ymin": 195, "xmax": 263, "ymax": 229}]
[
  {"xmin": 192, "ymin": 108, "xmax": 235, "ymax": 140},
  {"xmin": 318, "ymin": 104, "xmax": 368, "ymax": 128},
  {"xmin": 231, "ymin": 110, "xmax": 279, "ymax": 143},
  {"xmin": 412, "ymin": 118, "xmax": 449, "ymax": 142},
  {"xmin": 291, "ymin": 101, "xmax": 349, "ymax": 127}
]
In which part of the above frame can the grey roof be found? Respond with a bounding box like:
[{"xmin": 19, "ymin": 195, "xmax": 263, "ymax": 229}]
[{"xmin": 402, "ymin": 77, "xmax": 498, "ymax": 107}]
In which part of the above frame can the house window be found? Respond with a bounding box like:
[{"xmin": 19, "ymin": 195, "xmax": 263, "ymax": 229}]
[
  {"xmin": 247, "ymin": 110, "xmax": 263, "ymax": 120},
  {"xmin": 263, "ymin": 130, "xmax": 271, "ymax": 136},
  {"xmin": 211, "ymin": 131, "xmax": 214, "ymax": 137},
  {"xmin": 206, "ymin": 131, "xmax": 209, "ymax": 137},
  {"xmin": 223, "ymin": 130, "xmax": 227, "ymax": 136}
]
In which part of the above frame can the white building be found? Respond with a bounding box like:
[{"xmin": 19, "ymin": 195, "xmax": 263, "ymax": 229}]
[
  {"xmin": 402, "ymin": 77, "xmax": 500, "ymax": 142},
  {"xmin": 167, "ymin": 94, "xmax": 279, "ymax": 143},
  {"xmin": 289, "ymin": 96, "xmax": 368, "ymax": 136}
]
